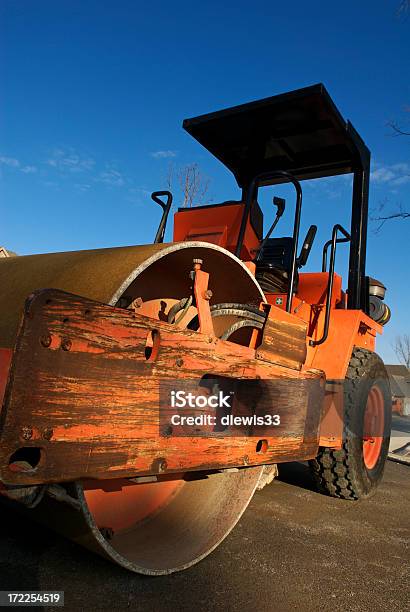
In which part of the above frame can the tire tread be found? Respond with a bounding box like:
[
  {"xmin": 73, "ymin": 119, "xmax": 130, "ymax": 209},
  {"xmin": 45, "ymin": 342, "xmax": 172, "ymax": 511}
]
[{"xmin": 309, "ymin": 348, "xmax": 388, "ymax": 500}]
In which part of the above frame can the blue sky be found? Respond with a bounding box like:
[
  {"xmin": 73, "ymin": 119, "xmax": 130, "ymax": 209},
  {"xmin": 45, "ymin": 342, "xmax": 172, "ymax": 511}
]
[{"xmin": 1, "ymin": 1, "xmax": 409, "ymax": 363}]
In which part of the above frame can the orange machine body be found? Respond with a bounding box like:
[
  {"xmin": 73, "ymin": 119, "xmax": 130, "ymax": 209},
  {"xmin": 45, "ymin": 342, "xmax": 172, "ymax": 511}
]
[
  {"xmin": 173, "ymin": 201, "xmax": 262, "ymax": 261},
  {"xmin": 173, "ymin": 204, "xmax": 381, "ymax": 377},
  {"xmin": 173, "ymin": 203, "xmax": 382, "ymax": 448}
]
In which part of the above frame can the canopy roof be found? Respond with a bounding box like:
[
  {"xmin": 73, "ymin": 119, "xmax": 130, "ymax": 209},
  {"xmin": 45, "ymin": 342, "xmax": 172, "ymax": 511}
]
[{"xmin": 183, "ymin": 84, "xmax": 370, "ymax": 188}]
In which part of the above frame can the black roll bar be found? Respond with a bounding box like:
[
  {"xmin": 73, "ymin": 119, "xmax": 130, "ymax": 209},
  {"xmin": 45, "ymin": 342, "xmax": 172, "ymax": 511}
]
[{"xmin": 236, "ymin": 171, "xmax": 302, "ymax": 313}]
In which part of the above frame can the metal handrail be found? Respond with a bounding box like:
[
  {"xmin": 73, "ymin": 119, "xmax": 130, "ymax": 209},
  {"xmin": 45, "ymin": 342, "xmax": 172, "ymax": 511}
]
[
  {"xmin": 322, "ymin": 225, "xmax": 350, "ymax": 272},
  {"xmin": 311, "ymin": 224, "xmax": 351, "ymax": 346},
  {"xmin": 152, "ymin": 191, "xmax": 173, "ymax": 244}
]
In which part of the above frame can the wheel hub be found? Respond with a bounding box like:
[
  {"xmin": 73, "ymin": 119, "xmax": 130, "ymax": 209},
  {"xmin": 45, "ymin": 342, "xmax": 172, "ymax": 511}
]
[{"xmin": 363, "ymin": 385, "xmax": 384, "ymax": 470}]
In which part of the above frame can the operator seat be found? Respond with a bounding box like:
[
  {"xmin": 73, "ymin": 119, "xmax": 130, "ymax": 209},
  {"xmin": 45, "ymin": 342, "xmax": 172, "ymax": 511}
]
[{"xmin": 255, "ymin": 237, "xmax": 296, "ymax": 294}]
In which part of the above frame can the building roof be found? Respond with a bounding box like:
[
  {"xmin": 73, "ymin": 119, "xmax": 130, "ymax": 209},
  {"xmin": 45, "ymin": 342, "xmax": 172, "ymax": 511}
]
[
  {"xmin": 386, "ymin": 365, "xmax": 410, "ymax": 399},
  {"xmin": 386, "ymin": 364, "xmax": 409, "ymax": 377},
  {"xmin": 0, "ymin": 246, "xmax": 18, "ymax": 258},
  {"xmin": 390, "ymin": 376, "xmax": 406, "ymax": 398}
]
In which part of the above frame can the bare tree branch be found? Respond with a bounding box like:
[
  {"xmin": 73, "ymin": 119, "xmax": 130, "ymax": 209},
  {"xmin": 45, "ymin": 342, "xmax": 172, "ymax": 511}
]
[
  {"xmin": 393, "ymin": 334, "xmax": 410, "ymax": 368},
  {"xmin": 371, "ymin": 200, "xmax": 410, "ymax": 231},
  {"xmin": 164, "ymin": 161, "xmax": 174, "ymax": 191},
  {"xmin": 160, "ymin": 161, "xmax": 211, "ymax": 209},
  {"xmin": 372, "ymin": 211, "xmax": 410, "ymax": 231},
  {"xmin": 177, "ymin": 163, "xmax": 210, "ymax": 207},
  {"xmin": 387, "ymin": 120, "xmax": 410, "ymax": 136}
]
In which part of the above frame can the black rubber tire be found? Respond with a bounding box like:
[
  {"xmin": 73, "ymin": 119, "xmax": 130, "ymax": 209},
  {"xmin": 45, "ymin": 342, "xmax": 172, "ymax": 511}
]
[{"xmin": 309, "ymin": 347, "xmax": 392, "ymax": 500}]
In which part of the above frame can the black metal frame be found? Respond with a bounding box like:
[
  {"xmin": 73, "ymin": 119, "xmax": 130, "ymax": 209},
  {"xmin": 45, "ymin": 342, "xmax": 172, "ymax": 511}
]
[
  {"xmin": 310, "ymin": 224, "xmax": 351, "ymax": 347},
  {"xmin": 348, "ymin": 164, "xmax": 370, "ymax": 311},
  {"xmin": 238, "ymin": 133, "xmax": 370, "ymax": 315},
  {"xmin": 236, "ymin": 170, "xmax": 302, "ymax": 313},
  {"xmin": 338, "ymin": 120, "xmax": 371, "ymax": 313},
  {"xmin": 236, "ymin": 167, "xmax": 361, "ymax": 343},
  {"xmin": 183, "ymin": 85, "xmax": 371, "ymax": 315}
]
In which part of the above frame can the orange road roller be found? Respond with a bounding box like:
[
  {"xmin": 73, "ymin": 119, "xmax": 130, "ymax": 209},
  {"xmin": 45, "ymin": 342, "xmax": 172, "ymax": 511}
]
[{"xmin": 0, "ymin": 84, "xmax": 392, "ymax": 575}]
